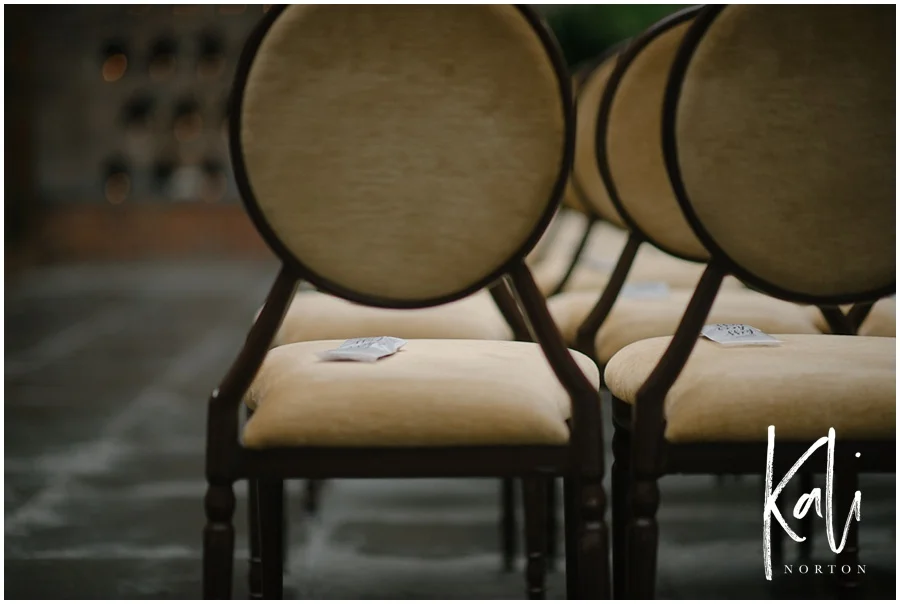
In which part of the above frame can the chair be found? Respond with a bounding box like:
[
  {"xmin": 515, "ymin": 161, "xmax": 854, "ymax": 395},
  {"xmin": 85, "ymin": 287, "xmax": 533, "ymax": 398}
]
[
  {"xmin": 604, "ymin": 5, "xmax": 895, "ymax": 597},
  {"xmin": 531, "ymin": 47, "xmax": 730, "ymax": 298},
  {"xmin": 547, "ymin": 6, "xmax": 821, "ymax": 373},
  {"xmin": 205, "ymin": 5, "xmax": 610, "ymax": 599},
  {"xmin": 259, "ymin": 284, "xmax": 534, "ymax": 587}
]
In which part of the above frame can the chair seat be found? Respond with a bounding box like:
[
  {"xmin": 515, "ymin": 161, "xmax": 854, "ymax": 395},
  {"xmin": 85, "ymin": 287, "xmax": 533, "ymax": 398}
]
[
  {"xmin": 532, "ymin": 239, "xmax": 743, "ymax": 295},
  {"xmin": 273, "ymin": 290, "xmax": 512, "ymax": 347},
  {"xmin": 605, "ymin": 334, "xmax": 896, "ymax": 442},
  {"xmin": 549, "ymin": 289, "xmax": 820, "ymax": 363},
  {"xmin": 243, "ymin": 339, "xmax": 600, "ymax": 448},
  {"xmin": 807, "ymin": 297, "xmax": 895, "ymax": 337}
]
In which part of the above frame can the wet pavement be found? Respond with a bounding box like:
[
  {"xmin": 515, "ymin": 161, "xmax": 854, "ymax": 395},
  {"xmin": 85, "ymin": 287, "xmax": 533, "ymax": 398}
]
[{"xmin": 4, "ymin": 262, "xmax": 896, "ymax": 599}]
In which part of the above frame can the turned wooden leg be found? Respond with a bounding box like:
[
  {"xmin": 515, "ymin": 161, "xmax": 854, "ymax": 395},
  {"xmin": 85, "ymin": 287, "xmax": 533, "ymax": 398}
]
[
  {"xmin": 563, "ymin": 474, "xmax": 580, "ymax": 599},
  {"xmin": 248, "ymin": 480, "xmax": 263, "ymax": 599},
  {"xmin": 626, "ymin": 470, "xmax": 661, "ymax": 599},
  {"xmin": 767, "ymin": 472, "xmax": 784, "ymax": 567},
  {"xmin": 523, "ymin": 477, "xmax": 548, "ymax": 599},
  {"xmin": 545, "ymin": 478, "xmax": 557, "ymax": 573},
  {"xmin": 835, "ymin": 456, "xmax": 860, "ymax": 592},
  {"xmin": 611, "ymin": 423, "xmax": 630, "ymax": 600},
  {"xmin": 502, "ymin": 478, "xmax": 517, "ymax": 572},
  {"xmin": 798, "ymin": 471, "xmax": 814, "ymax": 560},
  {"xmin": 203, "ymin": 480, "xmax": 236, "ymax": 599},
  {"xmin": 260, "ymin": 479, "xmax": 285, "ymax": 599},
  {"xmin": 576, "ymin": 472, "xmax": 611, "ymax": 600},
  {"xmin": 626, "ymin": 436, "xmax": 663, "ymax": 600}
]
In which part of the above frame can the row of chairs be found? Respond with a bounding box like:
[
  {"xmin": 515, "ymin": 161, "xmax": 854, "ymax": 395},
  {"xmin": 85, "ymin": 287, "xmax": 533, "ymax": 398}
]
[{"xmin": 202, "ymin": 4, "xmax": 894, "ymax": 599}]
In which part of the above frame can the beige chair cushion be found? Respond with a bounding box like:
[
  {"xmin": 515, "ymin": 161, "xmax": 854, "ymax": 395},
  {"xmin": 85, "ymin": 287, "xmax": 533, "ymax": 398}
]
[
  {"xmin": 530, "ymin": 221, "xmax": 745, "ymax": 295},
  {"xmin": 243, "ymin": 339, "xmax": 600, "ymax": 448},
  {"xmin": 239, "ymin": 6, "xmax": 566, "ymax": 303},
  {"xmin": 549, "ymin": 289, "xmax": 819, "ymax": 363},
  {"xmin": 860, "ymin": 299, "xmax": 896, "ymax": 337},
  {"xmin": 605, "ymin": 20, "xmax": 709, "ymax": 261},
  {"xmin": 274, "ymin": 290, "xmax": 512, "ymax": 347},
  {"xmin": 573, "ymin": 56, "xmax": 626, "ymax": 227},
  {"xmin": 604, "ymin": 334, "xmax": 896, "ymax": 442},
  {"xmin": 807, "ymin": 298, "xmax": 895, "ymax": 338}
]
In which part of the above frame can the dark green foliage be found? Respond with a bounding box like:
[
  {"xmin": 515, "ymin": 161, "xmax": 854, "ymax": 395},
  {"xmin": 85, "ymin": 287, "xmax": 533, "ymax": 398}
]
[{"xmin": 540, "ymin": 5, "xmax": 688, "ymax": 70}]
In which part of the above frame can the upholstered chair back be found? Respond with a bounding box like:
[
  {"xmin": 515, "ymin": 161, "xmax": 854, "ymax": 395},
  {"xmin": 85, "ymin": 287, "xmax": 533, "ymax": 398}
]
[
  {"xmin": 665, "ymin": 5, "xmax": 895, "ymax": 302},
  {"xmin": 232, "ymin": 6, "xmax": 572, "ymax": 307},
  {"xmin": 572, "ymin": 55, "xmax": 626, "ymax": 228},
  {"xmin": 599, "ymin": 8, "xmax": 708, "ymax": 261}
]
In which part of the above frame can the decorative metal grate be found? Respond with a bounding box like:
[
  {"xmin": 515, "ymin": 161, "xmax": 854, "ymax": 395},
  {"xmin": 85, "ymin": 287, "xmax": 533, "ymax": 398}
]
[{"xmin": 34, "ymin": 5, "xmax": 269, "ymax": 206}]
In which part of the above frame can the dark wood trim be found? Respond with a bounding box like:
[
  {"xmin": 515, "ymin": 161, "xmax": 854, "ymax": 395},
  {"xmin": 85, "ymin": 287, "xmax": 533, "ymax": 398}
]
[
  {"xmin": 206, "ymin": 265, "xmax": 297, "ymax": 482},
  {"xmin": 227, "ymin": 4, "xmax": 576, "ymax": 310},
  {"xmin": 595, "ymin": 5, "xmax": 706, "ymax": 264},
  {"xmin": 574, "ymin": 231, "xmax": 643, "ymax": 359},
  {"xmin": 236, "ymin": 445, "xmax": 571, "ymax": 479},
  {"xmin": 489, "ymin": 280, "xmax": 534, "ymax": 343},
  {"xmin": 509, "ymin": 262, "xmax": 602, "ymax": 463},
  {"xmin": 818, "ymin": 305, "xmax": 855, "ymax": 336},
  {"xmin": 848, "ymin": 301, "xmax": 875, "ymax": 332},
  {"xmin": 634, "ymin": 262, "xmax": 725, "ymax": 406},
  {"xmin": 613, "ymin": 400, "xmax": 895, "ymax": 475},
  {"xmin": 661, "ymin": 4, "xmax": 896, "ymax": 306},
  {"xmin": 549, "ymin": 216, "xmax": 597, "ymax": 296}
]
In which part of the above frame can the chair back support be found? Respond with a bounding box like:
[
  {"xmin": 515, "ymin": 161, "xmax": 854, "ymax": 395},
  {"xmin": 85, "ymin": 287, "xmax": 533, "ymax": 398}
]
[
  {"xmin": 231, "ymin": 5, "xmax": 572, "ymax": 308},
  {"xmin": 599, "ymin": 7, "xmax": 708, "ymax": 262},
  {"xmin": 572, "ymin": 55, "xmax": 627, "ymax": 229},
  {"xmin": 664, "ymin": 5, "xmax": 895, "ymax": 303}
]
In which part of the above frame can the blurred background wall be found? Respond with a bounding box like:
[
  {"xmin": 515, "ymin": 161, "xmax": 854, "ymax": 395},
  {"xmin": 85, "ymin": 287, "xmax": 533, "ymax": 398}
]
[{"xmin": 4, "ymin": 4, "xmax": 684, "ymax": 272}]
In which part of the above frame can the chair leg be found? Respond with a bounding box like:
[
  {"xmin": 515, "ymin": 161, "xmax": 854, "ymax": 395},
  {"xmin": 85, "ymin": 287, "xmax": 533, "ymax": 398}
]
[
  {"xmin": 835, "ymin": 457, "xmax": 860, "ymax": 593},
  {"xmin": 767, "ymin": 473, "xmax": 784, "ymax": 567},
  {"xmin": 611, "ymin": 424, "xmax": 630, "ymax": 600},
  {"xmin": 798, "ymin": 471, "xmax": 814, "ymax": 559},
  {"xmin": 545, "ymin": 478, "xmax": 557, "ymax": 573},
  {"xmin": 626, "ymin": 449, "xmax": 662, "ymax": 599},
  {"xmin": 563, "ymin": 474, "xmax": 580, "ymax": 599},
  {"xmin": 248, "ymin": 480, "xmax": 263, "ymax": 599},
  {"xmin": 203, "ymin": 480, "xmax": 236, "ymax": 599},
  {"xmin": 501, "ymin": 477, "xmax": 517, "ymax": 572},
  {"xmin": 260, "ymin": 479, "xmax": 285, "ymax": 599},
  {"xmin": 522, "ymin": 477, "xmax": 548, "ymax": 599},
  {"xmin": 576, "ymin": 471, "xmax": 611, "ymax": 599}
]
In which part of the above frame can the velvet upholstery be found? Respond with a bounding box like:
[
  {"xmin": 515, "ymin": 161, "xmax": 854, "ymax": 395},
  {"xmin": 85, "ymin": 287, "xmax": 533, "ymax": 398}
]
[
  {"xmin": 238, "ymin": 6, "xmax": 567, "ymax": 303},
  {"xmin": 244, "ymin": 339, "xmax": 600, "ymax": 448},
  {"xmin": 274, "ymin": 291, "xmax": 513, "ymax": 348},
  {"xmin": 604, "ymin": 21, "xmax": 708, "ymax": 260},
  {"xmin": 550, "ymin": 289, "xmax": 819, "ymax": 363},
  {"xmin": 671, "ymin": 5, "xmax": 895, "ymax": 299},
  {"xmin": 605, "ymin": 335, "xmax": 896, "ymax": 442},
  {"xmin": 573, "ymin": 56, "xmax": 626, "ymax": 228}
]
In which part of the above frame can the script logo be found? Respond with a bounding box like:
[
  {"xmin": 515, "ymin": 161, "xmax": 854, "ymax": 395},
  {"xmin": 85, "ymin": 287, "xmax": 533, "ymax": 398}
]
[{"xmin": 763, "ymin": 427, "xmax": 861, "ymax": 580}]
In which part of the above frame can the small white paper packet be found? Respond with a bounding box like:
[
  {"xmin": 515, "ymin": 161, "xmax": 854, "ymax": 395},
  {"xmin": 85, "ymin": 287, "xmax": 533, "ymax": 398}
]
[
  {"xmin": 317, "ymin": 336, "xmax": 407, "ymax": 362},
  {"xmin": 620, "ymin": 282, "xmax": 670, "ymax": 300},
  {"xmin": 700, "ymin": 324, "xmax": 782, "ymax": 347}
]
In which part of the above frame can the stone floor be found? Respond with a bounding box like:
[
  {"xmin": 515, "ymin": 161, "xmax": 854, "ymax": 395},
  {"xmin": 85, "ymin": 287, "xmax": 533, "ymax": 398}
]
[{"xmin": 4, "ymin": 261, "xmax": 896, "ymax": 599}]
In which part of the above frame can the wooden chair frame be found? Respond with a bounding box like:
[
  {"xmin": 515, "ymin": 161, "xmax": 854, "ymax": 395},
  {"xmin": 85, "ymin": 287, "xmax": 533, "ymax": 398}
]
[
  {"xmin": 204, "ymin": 5, "xmax": 610, "ymax": 600},
  {"xmin": 607, "ymin": 5, "xmax": 895, "ymax": 598}
]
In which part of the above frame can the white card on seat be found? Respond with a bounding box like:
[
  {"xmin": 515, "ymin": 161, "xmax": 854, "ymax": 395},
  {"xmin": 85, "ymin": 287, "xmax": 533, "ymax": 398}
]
[
  {"xmin": 700, "ymin": 324, "xmax": 782, "ymax": 347},
  {"xmin": 317, "ymin": 336, "xmax": 407, "ymax": 362}
]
